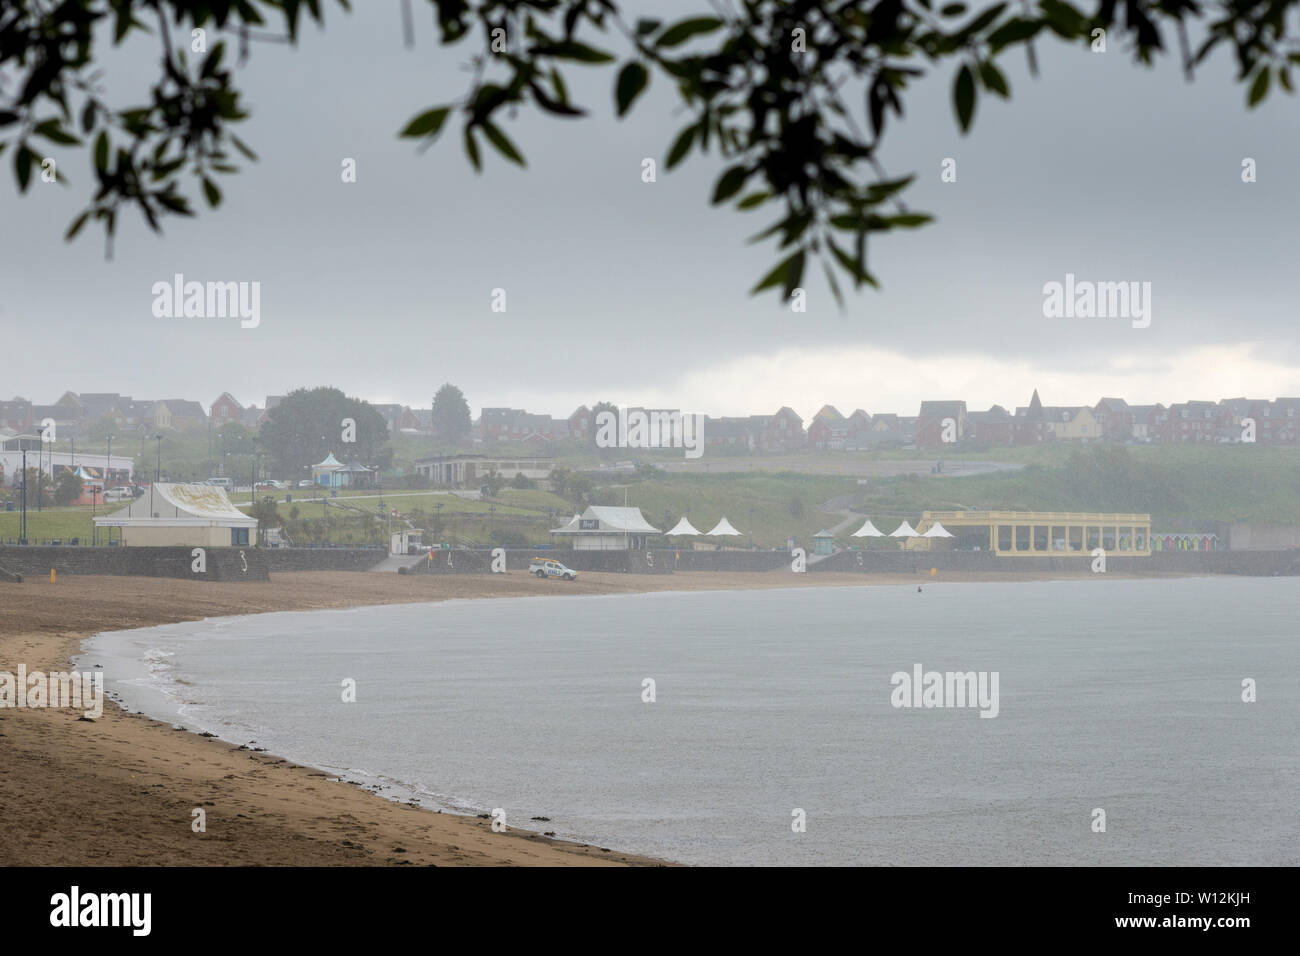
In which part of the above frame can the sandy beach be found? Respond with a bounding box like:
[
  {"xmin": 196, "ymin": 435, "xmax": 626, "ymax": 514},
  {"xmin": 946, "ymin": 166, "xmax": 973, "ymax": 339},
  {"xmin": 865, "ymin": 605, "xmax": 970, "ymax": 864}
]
[{"xmin": 0, "ymin": 567, "xmax": 1144, "ymax": 866}]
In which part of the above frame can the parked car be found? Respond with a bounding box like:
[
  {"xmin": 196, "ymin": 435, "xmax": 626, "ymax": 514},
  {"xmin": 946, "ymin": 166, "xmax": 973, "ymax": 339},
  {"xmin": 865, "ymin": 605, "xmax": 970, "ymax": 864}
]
[
  {"xmin": 296, "ymin": 479, "xmax": 315, "ymax": 488},
  {"xmin": 103, "ymin": 488, "xmax": 134, "ymax": 502},
  {"xmin": 255, "ymin": 480, "xmax": 289, "ymax": 490},
  {"xmin": 205, "ymin": 477, "xmax": 233, "ymax": 489},
  {"xmin": 529, "ymin": 557, "xmax": 578, "ymax": 581}
]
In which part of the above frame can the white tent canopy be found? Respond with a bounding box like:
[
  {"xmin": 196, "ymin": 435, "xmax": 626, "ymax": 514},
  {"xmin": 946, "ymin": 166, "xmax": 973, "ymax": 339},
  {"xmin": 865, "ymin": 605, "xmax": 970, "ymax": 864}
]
[
  {"xmin": 890, "ymin": 520, "xmax": 919, "ymax": 537},
  {"xmin": 851, "ymin": 519, "xmax": 884, "ymax": 537},
  {"xmin": 665, "ymin": 517, "xmax": 702, "ymax": 536},
  {"xmin": 922, "ymin": 522, "xmax": 954, "ymax": 538},
  {"xmin": 706, "ymin": 516, "xmax": 743, "ymax": 536}
]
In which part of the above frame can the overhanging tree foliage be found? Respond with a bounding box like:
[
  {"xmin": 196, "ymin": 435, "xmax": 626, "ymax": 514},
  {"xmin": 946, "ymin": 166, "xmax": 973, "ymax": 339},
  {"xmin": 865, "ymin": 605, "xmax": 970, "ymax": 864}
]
[{"xmin": 3, "ymin": 0, "xmax": 1295, "ymax": 294}]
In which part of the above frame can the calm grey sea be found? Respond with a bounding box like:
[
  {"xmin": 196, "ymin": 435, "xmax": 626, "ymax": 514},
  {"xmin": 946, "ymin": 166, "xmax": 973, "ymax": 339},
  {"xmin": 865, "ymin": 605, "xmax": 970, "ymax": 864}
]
[{"xmin": 81, "ymin": 577, "xmax": 1299, "ymax": 866}]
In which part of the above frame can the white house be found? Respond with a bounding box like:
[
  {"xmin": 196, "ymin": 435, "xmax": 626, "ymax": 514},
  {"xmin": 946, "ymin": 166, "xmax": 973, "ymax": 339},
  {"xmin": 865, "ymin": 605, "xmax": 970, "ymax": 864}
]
[
  {"xmin": 550, "ymin": 505, "xmax": 661, "ymax": 550},
  {"xmin": 93, "ymin": 482, "xmax": 258, "ymax": 547}
]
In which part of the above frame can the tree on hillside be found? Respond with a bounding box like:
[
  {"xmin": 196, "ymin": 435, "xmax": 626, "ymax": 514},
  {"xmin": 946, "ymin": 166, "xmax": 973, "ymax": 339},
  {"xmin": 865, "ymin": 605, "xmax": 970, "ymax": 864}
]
[
  {"xmin": 481, "ymin": 469, "xmax": 506, "ymax": 497},
  {"xmin": 258, "ymin": 387, "xmax": 392, "ymax": 479},
  {"xmin": 54, "ymin": 470, "xmax": 84, "ymax": 505},
  {"xmin": 20, "ymin": 467, "xmax": 51, "ymax": 507},
  {"xmin": 431, "ymin": 383, "xmax": 472, "ymax": 446},
  {"xmin": 563, "ymin": 471, "xmax": 594, "ymax": 507},
  {"xmin": 6, "ymin": 1, "xmax": 1294, "ymax": 295}
]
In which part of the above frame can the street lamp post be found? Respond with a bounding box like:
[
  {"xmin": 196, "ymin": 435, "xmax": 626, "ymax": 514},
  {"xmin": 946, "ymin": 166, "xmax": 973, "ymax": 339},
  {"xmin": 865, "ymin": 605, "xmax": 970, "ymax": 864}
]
[
  {"xmin": 37, "ymin": 433, "xmax": 46, "ymax": 513},
  {"xmin": 19, "ymin": 446, "xmax": 27, "ymax": 543},
  {"xmin": 151, "ymin": 434, "xmax": 162, "ymax": 515},
  {"xmin": 105, "ymin": 434, "xmax": 114, "ymax": 490}
]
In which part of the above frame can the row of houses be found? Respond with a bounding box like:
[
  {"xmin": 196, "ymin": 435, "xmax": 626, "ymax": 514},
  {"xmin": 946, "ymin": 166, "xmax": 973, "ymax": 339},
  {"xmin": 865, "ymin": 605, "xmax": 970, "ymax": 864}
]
[
  {"xmin": 482, "ymin": 393, "xmax": 1300, "ymax": 450},
  {"xmin": 7, "ymin": 388, "xmax": 1297, "ymax": 449},
  {"xmin": 0, "ymin": 392, "xmax": 208, "ymax": 439},
  {"xmin": 808, "ymin": 392, "xmax": 1300, "ymax": 449}
]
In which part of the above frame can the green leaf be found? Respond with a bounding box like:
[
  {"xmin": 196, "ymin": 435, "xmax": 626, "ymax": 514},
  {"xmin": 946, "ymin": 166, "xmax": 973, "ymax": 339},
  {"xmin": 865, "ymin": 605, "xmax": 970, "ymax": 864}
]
[
  {"xmin": 230, "ymin": 135, "xmax": 259, "ymax": 161},
  {"xmin": 1248, "ymin": 66, "xmax": 1270, "ymax": 106},
  {"xmin": 550, "ymin": 69, "xmax": 570, "ymax": 104},
  {"xmin": 481, "ymin": 121, "xmax": 526, "ymax": 166},
  {"xmin": 750, "ymin": 247, "xmax": 805, "ymax": 296},
  {"xmin": 615, "ymin": 62, "xmax": 649, "ymax": 117},
  {"xmin": 34, "ymin": 119, "xmax": 81, "ymax": 146},
  {"xmin": 711, "ymin": 164, "xmax": 749, "ymax": 204},
  {"xmin": 65, "ymin": 211, "xmax": 90, "ymax": 240},
  {"xmin": 954, "ymin": 64, "xmax": 976, "ymax": 132},
  {"xmin": 0, "ymin": 110, "xmax": 18, "ymax": 128},
  {"xmin": 94, "ymin": 131, "xmax": 109, "ymax": 171},
  {"xmin": 987, "ymin": 18, "xmax": 1042, "ymax": 52},
  {"xmin": 885, "ymin": 213, "xmax": 934, "ymax": 228},
  {"xmin": 202, "ymin": 177, "xmax": 222, "ymax": 207},
  {"xmin": 464, "ymin": 126, "xmax": 482, "ymax": 171},
  {"xmin": 535, "ymin": 41, "xmax": 614, "ymax": 64},
  {"xmin": 979, "ymin": 61, "xmax": 1009, "ymax": 97},
  {"xmin": 828, "ymin": 238, "xmax": 879, "ymax": 289},
  {"xmin": 736, "ymin": 191, "xmax": 770, "ymax": 210},
  {"xmin": 823, "ymin": 259, "xmax": 844, "ymax": 309},
  {"xmin": 665, "ymin": 123, "xmax": 696, "ymax": 169},
  {"xmin": 15, "ymin": 146, "xmax": 33, "ymax": 192},
  {"xmin": 955, "ymin": 3, "xmax": 1007, "ymax": 41},
  {"xmin": 657, "ymin": 17, "xmax": 723, "ymax": 48},
  {"xmin": 400, "ymin": 107, "xmax": 452, "ymax": 139}
]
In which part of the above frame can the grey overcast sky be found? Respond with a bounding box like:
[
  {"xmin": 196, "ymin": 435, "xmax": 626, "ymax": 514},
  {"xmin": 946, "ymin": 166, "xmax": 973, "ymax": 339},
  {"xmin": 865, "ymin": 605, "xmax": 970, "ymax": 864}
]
[{"xmin": 2, "ymin": 2, "xmax": 1298, "ymax": 422}]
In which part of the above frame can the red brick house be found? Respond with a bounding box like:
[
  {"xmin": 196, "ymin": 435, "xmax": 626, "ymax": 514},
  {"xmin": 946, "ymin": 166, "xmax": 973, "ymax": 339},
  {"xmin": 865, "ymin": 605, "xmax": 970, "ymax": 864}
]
[
  {"xmin": 1093, "ymin": 397, "xmax": 1134, "ymax": 441},
  {"xmin": 966, "ymin": 405, "xmax": 1013, "ymax": 445},
  {"xmin": 808, "ymin": 405, "xmax": 845, "ymax": 450},
  {"xmin": 761, "ymin": 407, "xmax": 805, "ymax": 452},
  {"xmin": 210, "ymin": 392, "xmax": 243, "ymax": 427},
  {"xmin": 1257, "ymin": 398, "xmax": 1300, "ymax": 444},
  {"xmin": 568, "ymin": 405, "xmax": 592, "ymax": 441},
  {"xmin": 1162, "ymin": 401, "xmax": 1223, "ymax": 443},
  {"xmin": 916, "ymin": 400, "xmax": 968, "ymax": 449}
]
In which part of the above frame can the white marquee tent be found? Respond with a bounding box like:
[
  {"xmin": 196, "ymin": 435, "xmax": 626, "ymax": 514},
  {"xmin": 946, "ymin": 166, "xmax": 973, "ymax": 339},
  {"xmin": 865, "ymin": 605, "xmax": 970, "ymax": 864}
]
[
  {"xmin": 665, "ymin": 517, "xmax": 702, "ymax": 536},
  {"xmin": 922, "ymin": 522, "xmax": 954, "ymax": 538},
  {"xmin": 890, "ymin": 520, "xmax": 919, "ymax": 537},
  {"xmin": 706, "ymin": 516, "xmax": 743, "ymax": 536},
  {"xmin": 851, "ymin": 519, "xmax": 884, "ymax": 537}
]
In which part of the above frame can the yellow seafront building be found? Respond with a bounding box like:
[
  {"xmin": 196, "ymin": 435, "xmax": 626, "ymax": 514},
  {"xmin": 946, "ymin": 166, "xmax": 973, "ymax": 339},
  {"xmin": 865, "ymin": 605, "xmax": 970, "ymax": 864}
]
[{"xmin": 914, "ymin": 511, "xmax": 1152, "ymax": 556}]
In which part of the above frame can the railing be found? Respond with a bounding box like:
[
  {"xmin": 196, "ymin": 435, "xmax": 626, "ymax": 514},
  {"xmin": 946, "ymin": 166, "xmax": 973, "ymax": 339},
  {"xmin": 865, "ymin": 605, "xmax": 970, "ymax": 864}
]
[{"xmin": 923, "ymin": 510, "xmax": 1152, "ymax": 523}]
